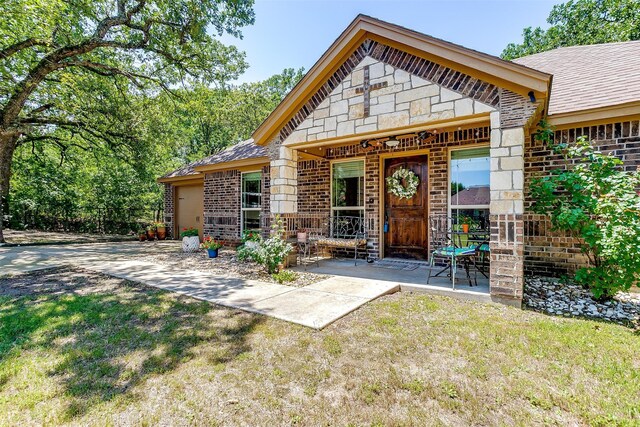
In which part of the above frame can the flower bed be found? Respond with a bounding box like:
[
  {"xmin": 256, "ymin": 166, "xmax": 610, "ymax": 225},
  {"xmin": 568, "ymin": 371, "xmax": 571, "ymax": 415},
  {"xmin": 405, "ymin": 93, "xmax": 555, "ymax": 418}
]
[{"xmin": 139, "ymin": 248, "xmax": 327, "ymax": 287}]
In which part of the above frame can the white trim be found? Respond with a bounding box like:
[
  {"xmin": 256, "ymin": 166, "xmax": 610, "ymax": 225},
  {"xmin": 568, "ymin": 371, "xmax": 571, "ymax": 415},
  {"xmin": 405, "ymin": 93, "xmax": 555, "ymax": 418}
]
[{"xmin": 240, "ymin": 170, "xmax": 262, "ymax": 233}]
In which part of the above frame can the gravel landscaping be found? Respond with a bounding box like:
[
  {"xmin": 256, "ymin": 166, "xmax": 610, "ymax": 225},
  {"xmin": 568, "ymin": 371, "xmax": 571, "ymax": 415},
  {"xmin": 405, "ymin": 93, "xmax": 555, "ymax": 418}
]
[
  {"xmin": 138, "ymin": 247, "xmax": 328, "ymax": 287},
  {"xmin": 524, "ymin": 276, "xmax": 640, "ymax": 326}
]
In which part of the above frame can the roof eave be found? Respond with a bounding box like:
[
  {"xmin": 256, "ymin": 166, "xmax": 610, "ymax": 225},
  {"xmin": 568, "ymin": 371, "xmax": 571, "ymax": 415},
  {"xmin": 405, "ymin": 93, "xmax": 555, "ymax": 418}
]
[
  {"xmin": 192, "ymin": 156, "xmax": 270, "ymax": 173},
  {"xmin": 547, "ymin": 100, "xmax": 640, "ymax": 129}
]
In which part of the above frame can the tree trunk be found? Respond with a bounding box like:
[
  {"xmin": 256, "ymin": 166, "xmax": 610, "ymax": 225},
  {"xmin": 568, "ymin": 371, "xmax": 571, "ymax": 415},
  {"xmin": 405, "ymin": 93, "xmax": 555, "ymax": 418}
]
[{"xmin": 0, "ymin": 131, "xmax": 19, "ymax": 243}]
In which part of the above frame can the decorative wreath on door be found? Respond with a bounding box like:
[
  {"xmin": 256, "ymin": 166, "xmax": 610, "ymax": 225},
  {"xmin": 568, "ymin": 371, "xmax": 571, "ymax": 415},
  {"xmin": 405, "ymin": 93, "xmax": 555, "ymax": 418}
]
[{"xmin": 386, "ymin": 167, "xmax": 420, "ymax": 199}]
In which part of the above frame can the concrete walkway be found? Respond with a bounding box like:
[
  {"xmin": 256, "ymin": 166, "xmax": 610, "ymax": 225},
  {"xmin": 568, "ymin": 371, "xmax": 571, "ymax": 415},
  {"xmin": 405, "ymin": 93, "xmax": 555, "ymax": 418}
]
[{"xmin": 0, "ymin": 242, "xmax": 398, "ymax": 329}]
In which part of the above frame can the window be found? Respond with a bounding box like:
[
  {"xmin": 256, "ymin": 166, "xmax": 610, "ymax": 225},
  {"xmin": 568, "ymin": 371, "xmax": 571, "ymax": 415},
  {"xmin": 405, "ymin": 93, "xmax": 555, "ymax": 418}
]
[
  {"xmin": 450, "ymin": 147, "xmax": 490, "ymax": 229},
  {"xmin": 241, "ymin": 171, "xmax": 261, "ymax": 231},
  {"xmin": 331, "ymin": 159, "xmax": 365, "ymax": 223}
]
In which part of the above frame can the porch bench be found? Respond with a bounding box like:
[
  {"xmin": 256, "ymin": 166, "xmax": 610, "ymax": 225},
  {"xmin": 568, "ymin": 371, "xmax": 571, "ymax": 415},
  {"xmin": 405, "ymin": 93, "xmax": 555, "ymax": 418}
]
[{"xmin": 311, "ymin": 216, "xmax": 369, "ymax": 266}]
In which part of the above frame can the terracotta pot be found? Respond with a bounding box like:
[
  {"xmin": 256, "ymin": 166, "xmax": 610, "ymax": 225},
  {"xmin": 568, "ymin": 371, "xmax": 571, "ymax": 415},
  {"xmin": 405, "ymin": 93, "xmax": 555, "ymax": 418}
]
[
  {"xmin": 462, "ymin": 224, "xmax": 470, "ymax": 233},
  {"xmin": 182, "ymin": 235, "xmax": 200, "ymax": 253},
  {"xmin": 156, "ymin": 228, "xmax": 166, "ymax": 240},
  {"xmin": 147, "ymin": 230, "xmax": 156, "ymax": 240},
  {"xmin": 138, "ymin": 233, "xmax": 147, "ymax": 242}
]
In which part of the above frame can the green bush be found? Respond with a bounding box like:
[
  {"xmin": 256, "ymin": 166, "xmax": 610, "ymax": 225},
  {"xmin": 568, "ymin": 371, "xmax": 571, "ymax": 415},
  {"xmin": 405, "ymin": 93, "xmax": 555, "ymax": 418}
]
[
  {"xmin": 236, "ymin": 215, "xmax": 293, "ymax": 274},
  {"xmin": 531, "ymin": 127, "xmax": 640, "ymax": 299},
  {"xmin": 271, "ymin": 270, "xmax": 297, "ymax": 284}
]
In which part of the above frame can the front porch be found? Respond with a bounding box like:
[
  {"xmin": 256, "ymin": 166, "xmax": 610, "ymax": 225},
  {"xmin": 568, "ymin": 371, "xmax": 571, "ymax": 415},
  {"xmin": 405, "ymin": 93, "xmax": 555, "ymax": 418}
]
[{"xmin": 292, "ymin": 256, "xmax": 491, "ymax": 303}]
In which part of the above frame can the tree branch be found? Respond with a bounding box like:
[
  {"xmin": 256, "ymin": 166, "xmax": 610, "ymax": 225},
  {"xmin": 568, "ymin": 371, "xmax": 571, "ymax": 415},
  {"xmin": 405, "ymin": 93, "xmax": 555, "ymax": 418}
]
[{"xmin": 0, "ymin": 38, "xmax": 51, "ymax": 60}]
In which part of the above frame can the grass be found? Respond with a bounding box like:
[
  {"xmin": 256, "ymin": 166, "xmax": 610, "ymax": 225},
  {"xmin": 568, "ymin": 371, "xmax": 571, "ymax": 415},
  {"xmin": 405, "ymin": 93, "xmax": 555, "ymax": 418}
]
[{"xmin": 1, "ymin": 268, "xmax": 639, "ymax": 426}]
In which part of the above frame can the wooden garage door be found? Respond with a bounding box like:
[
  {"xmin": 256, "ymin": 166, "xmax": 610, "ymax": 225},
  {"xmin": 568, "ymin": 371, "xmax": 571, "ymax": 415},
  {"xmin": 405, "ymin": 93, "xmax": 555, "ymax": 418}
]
[{"xmin": 176, "ymin": 184, "xmax": 204, "ymax": 239}]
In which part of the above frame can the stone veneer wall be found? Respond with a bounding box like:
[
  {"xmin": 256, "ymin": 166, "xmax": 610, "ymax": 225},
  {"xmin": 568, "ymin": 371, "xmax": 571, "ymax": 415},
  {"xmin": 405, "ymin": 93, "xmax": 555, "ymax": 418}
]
[
  {"xmin": 163, "ymin": 183, "xmax": 174, "ymax": 239},
  {"xmin": 292, "ymin": 127, "xmax": 490, "ymax": 259},
  {"xmin": 283, "ymin": 56, "xmax": 495, "ymax": 146},
  {"xmin": 524, "ymin": 119, "xmax": 640, "ymax": 276}
]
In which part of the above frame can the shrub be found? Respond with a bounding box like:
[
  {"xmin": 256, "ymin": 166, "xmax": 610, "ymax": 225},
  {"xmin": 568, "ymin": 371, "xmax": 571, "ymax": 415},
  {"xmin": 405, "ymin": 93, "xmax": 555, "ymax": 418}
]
[
  {"xmin": 271, "ymin": 270, "xmax": 297, "ymax": 284},
  {"xmin": 530, "ymin": 127, "xmax": 640, "ymax": 299},
  {"xmin": 241, "ymin": 229, "xmax": 262, "ymax": 243},
  {"xmin": 238, "ymin": 215, "xmax": 293, "ymax": 274}
]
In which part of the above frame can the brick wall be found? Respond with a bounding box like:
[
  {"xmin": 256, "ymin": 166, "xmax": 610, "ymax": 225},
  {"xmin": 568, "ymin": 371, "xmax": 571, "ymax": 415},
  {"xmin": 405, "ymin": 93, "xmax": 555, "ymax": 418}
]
[
  {"xmin": 524, "ymin": 119, "xmax": 640, "ymax": 276},
  {"xmin": 163, "ymin": 183, "xmax": 174, "ymax": 239},
  {"xmin": 203, "ymin": 170, "xmax": 241, "ymax": 242}
]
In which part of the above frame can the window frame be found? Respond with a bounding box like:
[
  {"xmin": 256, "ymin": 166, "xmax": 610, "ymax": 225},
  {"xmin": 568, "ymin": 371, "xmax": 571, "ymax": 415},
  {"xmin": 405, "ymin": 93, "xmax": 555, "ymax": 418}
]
[
  {"xmin": 240, "ymin": 170, "xmax": 262, "ymax": 233},
  {"xmin": 330, "ymin": 157, "xmax": 366, "ymax": 220},
  {"xmin": 447, "ymin": 144, "xmax": 491, "ymax": 223}
]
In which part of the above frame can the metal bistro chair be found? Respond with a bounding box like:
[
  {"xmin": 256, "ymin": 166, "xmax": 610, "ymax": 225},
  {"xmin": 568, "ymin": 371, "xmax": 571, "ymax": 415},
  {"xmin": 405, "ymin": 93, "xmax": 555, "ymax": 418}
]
[{"xmin": 426, "ymin": 215, "xmax": 477, "ymax": 289}]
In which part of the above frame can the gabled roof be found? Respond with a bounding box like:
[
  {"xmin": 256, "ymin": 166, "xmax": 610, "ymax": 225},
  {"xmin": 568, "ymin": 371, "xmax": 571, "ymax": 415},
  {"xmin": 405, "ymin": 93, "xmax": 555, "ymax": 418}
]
[
  {"xmin": 252, "ymin": 14, "xmax": 551, "ymax": 146},
  {"xmin": 513, "ymin": 41, "xmax": 640, "ymax": 117},
  {"xmin": 158, "ymin": 139, "xmax": 267, "ymax": 182}
]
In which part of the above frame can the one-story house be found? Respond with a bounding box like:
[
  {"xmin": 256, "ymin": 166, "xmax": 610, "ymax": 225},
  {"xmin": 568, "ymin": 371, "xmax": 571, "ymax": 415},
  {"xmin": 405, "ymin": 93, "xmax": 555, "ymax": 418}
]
[{"xmin": 158, "ymin": 15, "xmax": 640, "ymax": 306}]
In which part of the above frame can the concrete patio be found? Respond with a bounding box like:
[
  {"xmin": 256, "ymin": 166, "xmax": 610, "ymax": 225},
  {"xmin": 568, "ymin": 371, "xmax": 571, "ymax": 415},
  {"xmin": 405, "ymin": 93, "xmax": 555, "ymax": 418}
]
[{"xmin": 293, "ymin": 257, "xmax": 492, "ymax": 303}]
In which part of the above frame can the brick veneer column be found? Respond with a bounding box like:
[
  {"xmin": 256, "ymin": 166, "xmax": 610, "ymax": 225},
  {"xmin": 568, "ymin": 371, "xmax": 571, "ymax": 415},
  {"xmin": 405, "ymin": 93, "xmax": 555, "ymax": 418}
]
[
  {"xmin": 489, "ymin": 111, "xmax": 525, "ymax": 306},
  {"xmin": 270, "ymin": 145, "xmax": 298, "ymax": 214}
]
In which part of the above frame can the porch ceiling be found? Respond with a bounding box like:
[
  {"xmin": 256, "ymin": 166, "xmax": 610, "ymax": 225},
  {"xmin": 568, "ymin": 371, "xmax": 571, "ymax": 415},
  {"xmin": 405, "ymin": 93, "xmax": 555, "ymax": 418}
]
[{"xmin": 293, "ymin": 115, "xmax": 490, "ymax": 159}]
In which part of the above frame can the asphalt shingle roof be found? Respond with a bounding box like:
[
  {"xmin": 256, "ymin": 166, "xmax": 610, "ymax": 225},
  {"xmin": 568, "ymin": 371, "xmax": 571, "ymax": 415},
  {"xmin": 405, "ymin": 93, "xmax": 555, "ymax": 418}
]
[
  {"xmin": 513, "ymin": 41, "xmax": 640, "ymax": 116},
  {"xmin": 161, "ymin": 138, "xmax": 266, "ymax": 179}
]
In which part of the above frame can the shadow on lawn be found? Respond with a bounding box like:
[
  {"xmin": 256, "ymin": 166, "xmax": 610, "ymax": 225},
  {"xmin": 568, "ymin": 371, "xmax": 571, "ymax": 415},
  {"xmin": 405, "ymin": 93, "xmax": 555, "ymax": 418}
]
[{"xmin": 0, "ymin": 269, "xmax": 263, "ymax": 421}]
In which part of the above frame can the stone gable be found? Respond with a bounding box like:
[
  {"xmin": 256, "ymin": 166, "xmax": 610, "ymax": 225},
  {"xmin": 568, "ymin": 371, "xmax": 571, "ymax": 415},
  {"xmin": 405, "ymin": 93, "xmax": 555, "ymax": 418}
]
[{"xmin": 283, "ymin": 55, "xmax": 496, "ymax": 145}]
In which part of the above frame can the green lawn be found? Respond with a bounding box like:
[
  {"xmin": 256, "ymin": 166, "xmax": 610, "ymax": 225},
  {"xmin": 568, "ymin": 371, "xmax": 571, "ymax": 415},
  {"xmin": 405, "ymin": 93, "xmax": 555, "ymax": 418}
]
[{"xmin": 1, "ymin": 268, "xmax": 639, "ymax": 426}]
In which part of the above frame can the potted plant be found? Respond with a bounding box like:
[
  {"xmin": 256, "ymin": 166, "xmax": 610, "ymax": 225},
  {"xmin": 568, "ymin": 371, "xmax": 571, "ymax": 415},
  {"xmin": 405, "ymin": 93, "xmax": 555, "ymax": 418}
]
[
  {"xmin": 155, "ymin": 222, "xmax": 167, "ymax": 240},
  {"xmin": 460, "ymin": 216, "xmax": 473, "ymax": 233},
  {"xmin": 180, "ymin": 227, "xmax": 200, "ymax": 252},
  {"xmin": 137, "ymin": 228, "xmax": 147, "ymax": 242},
  {"xmin": 146, "ymin": 224, "xmax": 157, "ymax": 240},
  {"xmin": 200, "ymin": 237, "xmax": 224, "ymax": 258},
  {"xmin": 241, "ymin": 229, "xmax": 261, "ymax": 250},
  {"xmin": 297, "ymin": 228, "xmax": 307, "ymax": 243}
]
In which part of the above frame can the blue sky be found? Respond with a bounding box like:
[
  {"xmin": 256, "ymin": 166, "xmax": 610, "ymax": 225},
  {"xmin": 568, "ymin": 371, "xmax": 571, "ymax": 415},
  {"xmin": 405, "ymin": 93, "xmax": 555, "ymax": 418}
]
[{"xmin": 221, "ymin": 0, "xmax": 560, "ymax": 84}]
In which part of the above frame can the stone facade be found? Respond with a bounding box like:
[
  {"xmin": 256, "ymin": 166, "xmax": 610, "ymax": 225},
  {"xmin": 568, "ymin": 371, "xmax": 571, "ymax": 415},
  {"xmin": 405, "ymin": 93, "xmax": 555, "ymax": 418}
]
[
  {"xmin": 278, "ymin": 39, "xmax": 501, "ymax": 142},
  {"xmin": 283, "ymin": 55, "xmax": 496, "ymax": 146},
  {"xmin": 524, "ymin": 119, "xmax": 640, "ymax": 276}
]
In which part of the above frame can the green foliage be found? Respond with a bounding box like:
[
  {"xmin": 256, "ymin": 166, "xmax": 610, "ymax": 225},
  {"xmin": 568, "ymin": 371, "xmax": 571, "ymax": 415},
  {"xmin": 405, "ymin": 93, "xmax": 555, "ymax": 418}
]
[
  {"xmin": 239, "ymin": 215, "xmax": 293, "ymax": 274},
  {"xmin": 200, "ymin": 237, "xmax": 224, "ymax": 250},
  {"xmin": 502, "ymin": 0, "xmax": 640, "ymax": 59},
  {"xmin": 530, "ymin": 127, "xmax": 640, "ymax": 298},
  {"xmin": 241, "ymin": 229, "xmax": 262, "ymax": 243},
  {"xmin": 271, "ymin": 270, "xmax": 297, "ymax": 284},
  {"xmin": 179, "ymin": 227, "xmax": 199, "ymax": 238}
]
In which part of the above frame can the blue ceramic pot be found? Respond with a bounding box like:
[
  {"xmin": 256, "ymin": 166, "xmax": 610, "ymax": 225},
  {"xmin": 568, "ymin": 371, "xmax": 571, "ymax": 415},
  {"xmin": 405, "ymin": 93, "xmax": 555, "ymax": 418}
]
[{"xmin": 207, "ymin": 248, "xmax": 219, "ymax": 258}]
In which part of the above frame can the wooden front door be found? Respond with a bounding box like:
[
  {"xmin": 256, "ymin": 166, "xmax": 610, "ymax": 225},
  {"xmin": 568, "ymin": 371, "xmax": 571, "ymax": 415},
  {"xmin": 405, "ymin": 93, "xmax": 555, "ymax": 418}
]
[{"xmin": 384, "ymin": 155, "xmax": 429, "ymax": 259}]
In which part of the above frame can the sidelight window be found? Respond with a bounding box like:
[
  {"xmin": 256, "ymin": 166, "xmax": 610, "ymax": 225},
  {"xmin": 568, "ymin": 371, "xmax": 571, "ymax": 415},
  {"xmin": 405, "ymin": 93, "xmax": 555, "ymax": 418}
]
[{"xmin": 450, "ymin": 147, "xmax": 490, "ymax": 229}]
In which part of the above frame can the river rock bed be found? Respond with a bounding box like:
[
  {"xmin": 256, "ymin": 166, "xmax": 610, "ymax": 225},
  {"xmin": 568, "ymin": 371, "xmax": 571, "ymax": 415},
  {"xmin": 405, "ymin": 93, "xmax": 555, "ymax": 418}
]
[{"xmin": 524, "ymin": 276, "xmax": 640, "ymax": 326}]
